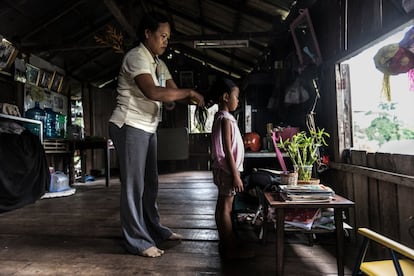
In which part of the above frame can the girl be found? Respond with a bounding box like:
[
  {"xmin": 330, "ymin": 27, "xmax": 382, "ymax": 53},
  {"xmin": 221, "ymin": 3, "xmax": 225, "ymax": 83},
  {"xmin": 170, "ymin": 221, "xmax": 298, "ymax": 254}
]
[{"xmin": 208, "ymin": 77, "xmax": 255, "ymax": 260}]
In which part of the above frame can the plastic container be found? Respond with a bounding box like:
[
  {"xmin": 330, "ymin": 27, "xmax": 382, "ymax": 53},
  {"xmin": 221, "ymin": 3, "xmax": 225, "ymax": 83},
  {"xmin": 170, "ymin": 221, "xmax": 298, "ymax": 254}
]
[
  {"xmin": 56, "ymin": 113, "xmax": 67, "ymax": 138},
  {"xmin": 44, "ymin": 107, "xmax": 58, "ymax": 138},
  {"xmin": 24, "ymin": 102, "xmax": 46, "ymax": 136},
  {"xmin": 49, "ymin": 171, "xmax": 70, "ymax": 192}
]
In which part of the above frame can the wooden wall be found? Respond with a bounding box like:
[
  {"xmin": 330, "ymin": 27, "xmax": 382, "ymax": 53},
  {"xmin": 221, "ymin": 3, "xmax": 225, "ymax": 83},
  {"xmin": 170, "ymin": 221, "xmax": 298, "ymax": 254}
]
[
  {"xmin": 310, "ymin": 0, "xmax": 414, "ymax": 252},
  {"xmin": 324, "ymin": 152, "xmax": 414, "ymax": 251}
]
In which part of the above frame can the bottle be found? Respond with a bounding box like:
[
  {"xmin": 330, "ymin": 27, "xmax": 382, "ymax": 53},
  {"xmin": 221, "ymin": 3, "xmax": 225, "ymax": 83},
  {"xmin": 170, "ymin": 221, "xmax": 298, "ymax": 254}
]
[
  {"xmin": 44, "ymin": 107, "xmax": 58, "ymax": 138},
  {"xmin": 24, "ymin": 102, "xmax": 46, "ymax": 136},
  {"xmin": 56, "ymin": 113, "xmax": 67, "ymax": 138}
]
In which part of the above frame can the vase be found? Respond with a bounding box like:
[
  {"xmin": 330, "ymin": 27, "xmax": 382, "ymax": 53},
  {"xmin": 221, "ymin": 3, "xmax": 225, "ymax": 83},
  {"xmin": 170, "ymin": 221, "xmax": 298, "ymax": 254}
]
[{"xmin": 294, "ymin": 164, "xmax": 313, "ymax": 181}]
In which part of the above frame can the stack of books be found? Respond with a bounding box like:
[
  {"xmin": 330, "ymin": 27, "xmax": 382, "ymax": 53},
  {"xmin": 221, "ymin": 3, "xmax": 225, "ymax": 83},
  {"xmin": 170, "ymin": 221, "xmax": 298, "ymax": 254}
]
[{"xmin": 280, "ymin": 184, "xmax": 335, "ymax": 202}]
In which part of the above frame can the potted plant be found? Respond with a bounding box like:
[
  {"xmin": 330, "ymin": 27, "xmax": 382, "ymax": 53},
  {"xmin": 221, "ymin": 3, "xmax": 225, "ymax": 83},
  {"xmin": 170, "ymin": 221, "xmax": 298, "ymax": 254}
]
[{"xmin": 277, "ymin": 128, "xmax": 330, "ymax": 181}]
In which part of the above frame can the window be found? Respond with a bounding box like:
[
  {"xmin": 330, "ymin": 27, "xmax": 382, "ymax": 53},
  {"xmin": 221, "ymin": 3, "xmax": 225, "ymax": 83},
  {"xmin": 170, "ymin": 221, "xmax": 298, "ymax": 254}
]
[
  {"xmin": 188, "ymin": 104, "xmax": 218, "ymax": 133},
  {"xmin": 339, "ymin": 24, "xmax": 414, "ymax": 154}
]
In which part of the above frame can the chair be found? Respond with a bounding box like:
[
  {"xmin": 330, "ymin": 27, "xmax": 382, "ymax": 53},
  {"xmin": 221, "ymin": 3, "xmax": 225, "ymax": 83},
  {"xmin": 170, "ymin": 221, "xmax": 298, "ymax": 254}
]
[{"xmin": 352, "ymin": 227, "xmax": 414, "ymax": 276}]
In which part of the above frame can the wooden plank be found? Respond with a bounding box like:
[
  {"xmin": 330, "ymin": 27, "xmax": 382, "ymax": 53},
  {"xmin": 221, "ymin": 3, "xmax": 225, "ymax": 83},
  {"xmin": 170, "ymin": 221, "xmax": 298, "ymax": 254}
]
[
  {"xmin": 376, "ymin": 153, "xmax": 400, "ymax": 241},
  {"xmin": 329, "ymin": 161, "xmax": 414, "ymax": 188},
  {"xmin": 0, "ymin": 171, "xmax": 359, "ymax": 275},
  {"xmin": 367, "ymin": 153, "xmax": 381, "ymax": 231},
  {"xmin": 351, "ymin": 151, "xmax": 370, "ymax": 229},
  {"xmin": 392, "ymin": 154, "xmax": 414, "ymax": 248}
]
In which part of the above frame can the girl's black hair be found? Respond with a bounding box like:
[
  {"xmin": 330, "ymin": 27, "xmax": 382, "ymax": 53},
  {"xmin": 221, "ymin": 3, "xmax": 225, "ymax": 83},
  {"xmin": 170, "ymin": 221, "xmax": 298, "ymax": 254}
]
[
  {"xmin": 137, "ymin": 13, "xmax": 170, "ymax": 42},
  {"xmin": 195, "ymin": 77, "xmax": 238, "ymax": 131},
  {"xmin": 206, "ymin": 77, "xmax": 237, "ymax": 107}
]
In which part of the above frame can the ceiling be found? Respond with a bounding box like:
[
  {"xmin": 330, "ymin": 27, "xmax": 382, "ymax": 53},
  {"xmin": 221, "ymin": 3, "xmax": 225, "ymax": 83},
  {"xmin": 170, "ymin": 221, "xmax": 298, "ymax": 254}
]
[{"xmin": 0, "ymin": 0, "xmax": 316, "ymax": 93}]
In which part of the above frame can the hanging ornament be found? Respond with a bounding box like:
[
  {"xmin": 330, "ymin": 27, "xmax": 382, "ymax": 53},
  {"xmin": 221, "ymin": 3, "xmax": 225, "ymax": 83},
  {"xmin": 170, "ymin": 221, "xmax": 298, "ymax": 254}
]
[
  {"xmin": 399, "ymin": 25, "xmax": 414, "ymax": 54},
  {"xmin": 400, "ymin": 26, "xmax": 414, "ymax": 92},
  {"xmin": 373, "ymin": 43, "xmax": 414, "ymax": 101}
]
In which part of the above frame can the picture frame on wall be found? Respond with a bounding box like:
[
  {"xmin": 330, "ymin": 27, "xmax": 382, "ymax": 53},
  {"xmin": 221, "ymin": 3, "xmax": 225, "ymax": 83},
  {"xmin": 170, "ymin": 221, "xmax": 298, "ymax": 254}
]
[
  {"xmin": 14, "ymin": 58, "xmax": 27, "ymax": 83},
  {"xmin": 38, "ymin": 69, "xmax": 53, "ymax": 89},
  {"xmin": 50, "ymin": 71, "xmax": 64, "ymax": 92},
  {"xmin": 26, "ymin": 64, "xmax": 40, "ymax": 85},
  {"xmin": 0, "ymin": 39, "xmax": 18, "ymax": 70}
]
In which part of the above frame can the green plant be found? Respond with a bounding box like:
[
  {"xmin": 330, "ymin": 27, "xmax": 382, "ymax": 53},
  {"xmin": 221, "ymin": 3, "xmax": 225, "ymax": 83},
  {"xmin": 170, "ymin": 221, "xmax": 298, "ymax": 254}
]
[{"xmin": 278, "ymin": 128, "xmax": 330, "ymax": 180}]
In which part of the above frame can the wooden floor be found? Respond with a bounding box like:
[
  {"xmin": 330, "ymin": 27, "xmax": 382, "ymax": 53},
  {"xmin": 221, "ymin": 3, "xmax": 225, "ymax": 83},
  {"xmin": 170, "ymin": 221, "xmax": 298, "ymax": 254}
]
[{"xmin": 0, "ymin": 171, "xmax": 358, "ymax": 275}]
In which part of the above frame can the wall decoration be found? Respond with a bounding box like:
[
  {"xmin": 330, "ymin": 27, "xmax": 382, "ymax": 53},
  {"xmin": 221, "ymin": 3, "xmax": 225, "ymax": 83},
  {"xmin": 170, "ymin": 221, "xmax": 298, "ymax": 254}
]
[
  {"xmin": 290, "ymin": 8, "xmax": 322, "ymax": 68},
  {"xmin": 50, "ymin": 71, "xmax": 63, "ymax": 92},
  {"xmin": 14, "ymin": 58, "xmax": 27, "ymax": 83},
  {"xmin": 24, "ymin": 83, "xmax": 45, "ymax": 105},
  {"xmin": 0, "ymin": 39, "xmax": 18, "ymax": 70},
  {"xmin": 94, "ymin": 25, "xmax": 125, "ymax": 54},
  {"xmin": 50, "ymin": 71, "xmax": 64, "ymax": 92},
  {"xmin": 24, "ymin": 85, "xmax": 68, "ymax": 116},
  {"xmin": 26, "ymin": 64, "xmax": 40, "ymax": 85},
  {"xmin": 38, "ymin": 69, "xmax": 53, "ymax": 89}
]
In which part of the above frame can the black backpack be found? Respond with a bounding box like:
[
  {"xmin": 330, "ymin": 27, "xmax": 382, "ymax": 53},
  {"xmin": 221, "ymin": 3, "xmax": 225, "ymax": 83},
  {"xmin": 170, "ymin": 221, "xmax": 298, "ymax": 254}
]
[{"xmin": 243, "ymin": 169, "xmax": 281, "ymax": 192}]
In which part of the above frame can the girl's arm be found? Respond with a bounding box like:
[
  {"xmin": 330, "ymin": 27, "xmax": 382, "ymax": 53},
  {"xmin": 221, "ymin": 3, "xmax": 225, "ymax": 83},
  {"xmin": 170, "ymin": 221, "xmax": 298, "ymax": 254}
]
[{"xmin": 222, "ymin": 118, "xmax": 244, "ymax": 192}]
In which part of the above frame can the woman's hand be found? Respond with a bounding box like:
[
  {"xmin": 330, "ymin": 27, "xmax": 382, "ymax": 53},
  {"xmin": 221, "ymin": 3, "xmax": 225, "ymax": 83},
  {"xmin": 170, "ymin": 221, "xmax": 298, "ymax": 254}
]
[{"xmin": 190, "ymin": 90, "xmax": 205, "ymax": 107}]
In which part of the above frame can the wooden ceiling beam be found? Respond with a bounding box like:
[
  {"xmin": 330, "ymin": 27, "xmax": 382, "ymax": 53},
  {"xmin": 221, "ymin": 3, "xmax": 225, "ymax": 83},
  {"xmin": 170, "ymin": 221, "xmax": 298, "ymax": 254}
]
[
  {"xmin": 22, "ymin": 0, "xmax": 88, "ymax": 41},
  {"xmin": 208, "ymin": 0, "xmax": 284, "ymax": 22},
  {"xmin": 103, "ymin": 0, "xmax": 136, "ymax": 39},
  {"xmin": 172, "ymin": 43, "xmax": 249, "ymax": 77},
  {"xmin": 170, "ymin": 31, "xmax": 285, "ymax": 43},
  {"xmin": 148, "ymin": 1, "xmax": 268, "ymax": 51}
]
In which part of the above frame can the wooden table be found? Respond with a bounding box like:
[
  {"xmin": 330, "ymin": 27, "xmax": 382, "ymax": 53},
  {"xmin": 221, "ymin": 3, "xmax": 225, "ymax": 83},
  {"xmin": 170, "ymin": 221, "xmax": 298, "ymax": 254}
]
[
  {"xmin": 69, "ymin": 138, "xmax": 113, "ymax": 187},
  {"xmin": 264, "ymin": 192, "xmax": 355, "ymax": 276}
]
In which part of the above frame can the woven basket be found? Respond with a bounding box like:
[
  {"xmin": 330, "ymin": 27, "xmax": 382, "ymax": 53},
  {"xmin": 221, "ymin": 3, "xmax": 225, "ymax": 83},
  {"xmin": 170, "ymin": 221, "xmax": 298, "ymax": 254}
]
[{"xmin": 280, "ymin": 171, "xmax": 298, "ymax": 186}]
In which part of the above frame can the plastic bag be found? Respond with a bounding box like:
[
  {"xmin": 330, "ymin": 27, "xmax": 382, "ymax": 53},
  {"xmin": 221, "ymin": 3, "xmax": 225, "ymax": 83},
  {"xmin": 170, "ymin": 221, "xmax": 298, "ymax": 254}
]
[{"xmin": 284, "ymin": 78, "xmax": 309, "ymax": 104}]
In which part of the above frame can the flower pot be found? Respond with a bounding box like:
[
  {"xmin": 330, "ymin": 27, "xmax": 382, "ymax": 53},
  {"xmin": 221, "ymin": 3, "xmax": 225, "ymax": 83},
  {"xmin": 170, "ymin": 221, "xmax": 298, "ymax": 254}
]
[{"xmin": 294, "ymin": 164, "xmax": 313, "ymax": 181}]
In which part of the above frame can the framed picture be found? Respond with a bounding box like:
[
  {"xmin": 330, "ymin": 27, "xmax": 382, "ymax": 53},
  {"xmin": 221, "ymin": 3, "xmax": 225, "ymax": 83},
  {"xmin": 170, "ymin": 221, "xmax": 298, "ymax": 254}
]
[
  {"xmin": 50, "ymin": 71, "xmax": 64, "ymax": 92},
  {"xmin": 14, "ymin": 58, "xmax": 27, "ymax": 83},
  {"xmin": 26, "ymin": 64, "xmax": 40, "ymax": 85},
  {"xmin": 290, "ymin": 8, "xmax": 322, "ymax": 67},
  {"xmin": 0, "ymin": 39, "xmax": 18, "ymax": 70},
  {"xmin": 38, "ymin": 69, "xmax": 53, "ymax": 89}
]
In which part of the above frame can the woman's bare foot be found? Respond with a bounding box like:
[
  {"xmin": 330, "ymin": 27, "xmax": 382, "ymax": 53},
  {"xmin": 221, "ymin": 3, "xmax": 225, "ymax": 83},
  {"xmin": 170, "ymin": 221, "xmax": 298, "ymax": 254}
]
[
  {"xmin": 140, "ymin": 246, "xmax": 164, "ymax": 257},
  {"xmin": 168, "ymin": 232, "xmax": 183, "ymax": 240}
]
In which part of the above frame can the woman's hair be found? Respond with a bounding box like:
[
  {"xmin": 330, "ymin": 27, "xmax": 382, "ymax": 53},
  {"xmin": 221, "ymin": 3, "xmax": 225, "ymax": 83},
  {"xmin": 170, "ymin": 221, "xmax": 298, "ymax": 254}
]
[{"xmin": 137, "ymin": 13, "xmax": 170, "ymax": 42}]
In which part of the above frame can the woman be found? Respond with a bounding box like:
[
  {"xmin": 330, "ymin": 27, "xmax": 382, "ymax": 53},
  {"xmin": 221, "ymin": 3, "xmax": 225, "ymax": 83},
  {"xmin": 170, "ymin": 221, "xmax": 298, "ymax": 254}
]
[{"xmin": 108, "ymin": 12, "xmax": 204, "ymax": 258}]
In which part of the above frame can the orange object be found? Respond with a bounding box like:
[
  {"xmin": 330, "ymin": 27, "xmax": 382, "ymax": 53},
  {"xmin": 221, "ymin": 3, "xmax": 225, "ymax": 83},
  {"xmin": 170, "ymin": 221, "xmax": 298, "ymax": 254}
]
[{"xmin": 243, "ymin": 132, "xmax": 261, "ymax": 152}]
